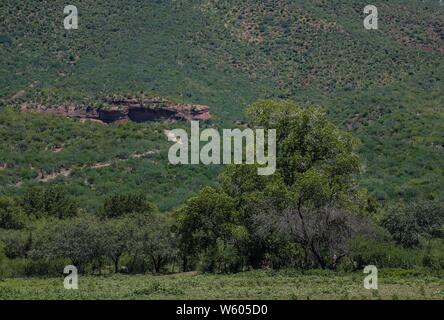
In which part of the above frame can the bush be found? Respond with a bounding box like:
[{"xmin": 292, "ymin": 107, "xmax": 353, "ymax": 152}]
[
  {"xmin": 199, "ymin": 239, "xmax": 243, "ymax": 273},
  {"xmin": 101, "ymin": 192, "xmax": 156, "ymax": 218},
  {"xmin": 263, "ymin": 242, "xmax": 305, "ymax": 269},
  {"xmin": 0, "ymin": 196, "xmax": 26, "ymax": 229},
  {"xmin": 0, "ymin": 229, "xmax": 32, "ymax": 259},
  {"xmin": 122, "ymin": 255, "xmax": 151, "ymax": 274},
  {"xmin": 30, "ymin": 214, "xmax": 105, "ymax": 272},
  {"xmin": 0, "ymin": 258, "xmax": 68, "ymax": 277},
  {"xmin": 422, "ymin": 239, "xmax": 444, "ymax": 270},
  {"xmin": 22, "ymin": 186, "xmax": 78, "ymax": 219},
  {"xmin": 382, "ymin": 201, "xmax": 444, "ymax": 247},
  {"xmin": 350, "ymin": 236, "xmax": 421, "ymax": 269}
]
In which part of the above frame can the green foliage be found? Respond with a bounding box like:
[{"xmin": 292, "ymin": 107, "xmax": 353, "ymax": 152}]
[
  {"xmin": 422, "ymin": 239, "xmax": 444, "ymax": 270},
  {"xmin": 262, "ymin": 242, "xmax": 306, "ymax": 270},
  {"xmin": 0, "ymin": 258, "xmax": 68, "ymax": 278},
  {"xmin": 176, "ymin": 100, "xmax": 372, "ymax": 270},
  {"xmin": 350, "ymin": 236, "xmax": 422, "ymax": 269},
  {"xmin": 177, "ymin": 186, "xmax": 237, "ymax": 256},
  {"xmin": 0, "ymin": 98, "xmax": 442, "ymax": 277},
  {"xmin": 0, "ymin": 0, "xmax": 442, "ymax": 283},
  {"xmin": 246, "ymin": 100, "xmax": 361, "ymax": 206},
  {"xmin": 208, "ymin": 0, "xmax": 442, "ymax": 93},
  {"xmin": 382, "ymin": 201, "xmax": 444, "ymax": 247},
  {"xmin": 220, "ymin": 100, "xmax": 366, "ymax": 269},
  {"xmin": 101, "ymin": 218, "xmax": 131, "ymax": 272},
  {"xmin": 0, "ymin": 196, "xmax": 25, "ymax": 229},
  {"xmin": 199, "ymin": 239, "xmax": 243, "ymax": 274},
  {"xmin": 0, "ymin": 0, "xmax": 443, "ymax": 209},
  {"xmin": 0, "ymin": 108, "xmax": 219, "ymax": 212},
  {"xmin": 30, "ymin": 214, "xmax": 104, "ymax": 271},
  {"xmin": 101, "ymin": 192, "xmax": 156, "ymax": 218},
  {"xmin": 128, "ymin": 213, "xmax": 178, "ymax": 273},
  {"xmin": 27, "ymin": 210, "xmax": 177, "ymax": 274},
  {"xmin": 22, "ymin": 186, "xmax": 77, "ymax": 219},
  {"xmin": 176, "ymin": 185, "xmax": 258, "ymax": 272},
  {"xmin": 0, "ymin": 229, "xmax": 32, "ymax": 259}
]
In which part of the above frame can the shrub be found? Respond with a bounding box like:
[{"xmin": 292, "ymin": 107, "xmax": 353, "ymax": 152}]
[
  {"xmin": 422, "ymin": 239, "xmax": 444, "ymax": 270},
  {"xmin": 101, "ymin": 192, "xmax": 156, "ymax": 218},
  {"xmin": 0, "ymin": 196, "xmax": 26, "ymax": 229},
  {"xmin": 350, "ymin": 236, "xmax": 421, "ymax": 269},
  {"xmin": 382, "ymin": 201, "xmax": 444, "ymax": 247},
  {"xmin": 30, "ymin": 215, "xmax": 105, "ymax": 272},
  {"xmin": 0, "ymin": 257, "xmax": 68, "ymax": 277},
  {"xmin": 22, "ymin": 186, "xmax": 78, "ymax": 219},
  {"xmin": 127, "ymin": 213, "xmax": 178, "ymax": 273},
  {"xmin": 263, "ymin": 242, "xmax": 305, "ymax": 269},
  {"xmin": 0, "ymin": 229, "xmax": 32, "ymax": 259},
  {"xmin": 199, "ymin": 239, "xmax": 242, "ymax": 274}
]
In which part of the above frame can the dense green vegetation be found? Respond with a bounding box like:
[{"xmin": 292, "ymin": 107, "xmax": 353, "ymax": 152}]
[
  {"xmin": 1, "ymin": 269, "xmax": 444, "ymax": 300},
  {"xmin": 0, "ymin": 0, "xmax": 443, "ymax": 300},
  {"xmin": 1, "ymin": 101, "xmax": 443, "ymax": 285},
  {"xmin": 0, "ymin": 108, "xmax": 219, "ymax": 211},
  {"xmin": 0, "ymin": 0, "xmax": 443, "ymax": 206}
]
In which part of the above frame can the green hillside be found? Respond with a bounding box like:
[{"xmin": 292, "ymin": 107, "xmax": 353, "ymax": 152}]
[{"xmin": 0, "ymin": 0, "xmax": 443, "ymax": 209}]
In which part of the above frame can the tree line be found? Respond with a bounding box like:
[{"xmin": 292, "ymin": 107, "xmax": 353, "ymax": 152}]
[{"xmin": 1, "ymin": 100, "xmax": 443, "ymax": 277}]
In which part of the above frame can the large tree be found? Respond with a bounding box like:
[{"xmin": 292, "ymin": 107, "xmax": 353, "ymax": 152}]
[
  {"xmin": 221, "ymin": 100, "xmax": 369, "ymax": 269},
  {"xmin": 177, "ymin": 100, "xmax": 370, "ymax": 269}
]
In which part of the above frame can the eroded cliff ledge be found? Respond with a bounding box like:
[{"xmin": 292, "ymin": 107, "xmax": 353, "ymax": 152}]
[{"xmin": 20, "ymin": 97, "xmax": 210, "ymax": 124}]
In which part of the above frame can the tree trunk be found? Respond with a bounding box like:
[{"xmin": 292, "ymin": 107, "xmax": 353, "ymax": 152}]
[
  {"xmin": 113, "ymin": 257, "xmax": 120, "ymax": 273},
  {"xmin": 156, "ymin": 257, "xmax": 162, "ymax": 273},
  {"xmin": 309, "ymin": 242, "xmax": 326, "ymax": 269},
  {"xmin": 151, "ymin": 255, "xmax": 162, "ymax": 273},
  {"xmin": 182, "ymin": 255, "xmax": 188, "ymax": 272}
]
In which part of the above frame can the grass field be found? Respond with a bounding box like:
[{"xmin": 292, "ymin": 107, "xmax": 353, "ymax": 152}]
[{"xmin": 1, "ymin": 270, "xmax": 443, "ymax": 300}]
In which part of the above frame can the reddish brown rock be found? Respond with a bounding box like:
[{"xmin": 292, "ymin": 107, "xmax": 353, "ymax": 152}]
[{"xmin": 20, "ymin": 96, "xmax": 210, "ymax": 124}]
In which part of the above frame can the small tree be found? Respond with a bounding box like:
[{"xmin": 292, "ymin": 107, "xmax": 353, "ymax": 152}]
[
  {"xmin": 0, "ymin": 229, "xmax": 32, "ymax": 259},
  {"xmin": 176, "ymin": 187, "xmax": 239, "ymax": 271},
  {"xmin": 129, "ymin": 213, "xmax": 178, "ymax": 273},
  {"xmin": 102, "ymin": 218, "xmax": 131, "ymax": 273}
]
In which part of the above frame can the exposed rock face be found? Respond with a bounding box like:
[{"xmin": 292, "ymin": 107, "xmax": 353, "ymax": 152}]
[
  {"xmin": 20, "ymin": 97, "xmax": 210, "ymax": 123},
  {"xmin": 97, "ymin": 108, "xmax": 127, "ymax": 123}
]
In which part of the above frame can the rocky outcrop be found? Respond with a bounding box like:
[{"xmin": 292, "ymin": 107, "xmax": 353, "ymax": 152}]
[{"xmin": 20, "ymin": 97, "xmax": 210, "ymax": 124}]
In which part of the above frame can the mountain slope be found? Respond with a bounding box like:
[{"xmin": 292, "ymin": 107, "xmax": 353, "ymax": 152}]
[{"xmin": 0, "ymin": 0, "xmax": 443, "ymax": 208}]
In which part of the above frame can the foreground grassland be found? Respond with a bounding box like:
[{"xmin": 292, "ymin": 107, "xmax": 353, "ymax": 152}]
[{"xmin": 1, "ymin": 270, "xmax": 443, "ymax": 300}]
